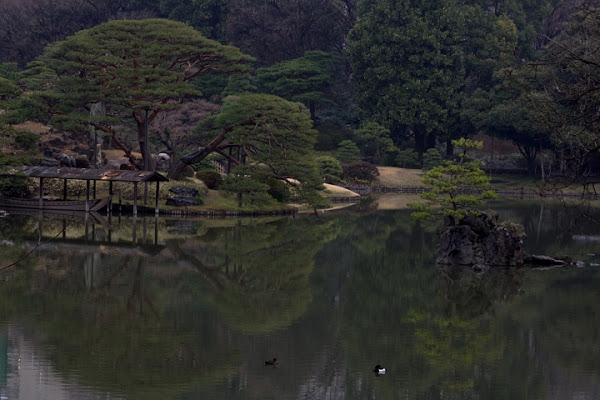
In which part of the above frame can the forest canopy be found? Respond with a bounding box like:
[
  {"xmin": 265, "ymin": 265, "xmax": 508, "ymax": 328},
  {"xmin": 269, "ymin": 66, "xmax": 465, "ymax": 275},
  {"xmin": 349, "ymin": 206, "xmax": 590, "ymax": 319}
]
[{"xmin": 1, "ymin": 0, "xmax": 599, "ymax": 201}]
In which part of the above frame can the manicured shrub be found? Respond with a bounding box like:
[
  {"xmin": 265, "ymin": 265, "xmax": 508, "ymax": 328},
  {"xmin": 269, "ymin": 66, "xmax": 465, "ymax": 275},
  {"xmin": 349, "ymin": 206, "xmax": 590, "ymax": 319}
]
[
  {"xmin": 336, "ymin": 140, "xmax": 360, "ymax": 164},
  {"xmin": 180, "ymin": 165, "xmax": 195, "ymax": 178},
  {"xmin": 315, "ymin": 121, "xmax": 354, "ymax": 151},
  {"xmin": 196, "ymin": 169, "xmax": 223, "ymax": 189},
  {"xmin": 422, "ymin": 148, "xmax": 444, "ymax": 170},
  {"xmin": 32, "ymin": 178, "xmax": 88, "ymax": 198},
  {"xmin": 222, "ymin": 171, "xmax": 272, "ymax": 207},
  {"xmin": 342, "ymin": 162, "xmax": 379, "ymax": 183},
  {"xmin": 316, "ymin": 156, "xmax": 343, "ymax": 183},
  {"xmin": 267, "ymin": 177, "xmax": 291, "ymax": 203},
  {"xmin": 0, "ymin": 170, "xmax": 32, "ymax": 198},
  {"xmin": 0, "ymin": 125, "xmax": 41, "ymax": 165}
]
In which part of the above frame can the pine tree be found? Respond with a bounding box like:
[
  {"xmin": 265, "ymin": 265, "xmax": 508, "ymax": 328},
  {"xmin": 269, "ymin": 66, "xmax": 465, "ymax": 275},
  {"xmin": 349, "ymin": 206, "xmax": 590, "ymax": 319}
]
[
  {"xmin": 30, "ymin": 19, "xmax": 253, "ymax": 170},
  {"xmin": 409, "ymin": 138, "xmax": 496, "ymax": 225}
]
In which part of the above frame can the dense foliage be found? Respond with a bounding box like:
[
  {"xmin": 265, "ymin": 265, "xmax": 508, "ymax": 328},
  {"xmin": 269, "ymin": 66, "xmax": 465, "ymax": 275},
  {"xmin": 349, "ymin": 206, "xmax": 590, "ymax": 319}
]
[
  {"xmin": 0, "ymin": 0, "xmax": 598, "ymax": 200},
  {"xmin": 336, "ymin": 140, "xmax": 360, "ymax": 164},
  {"xmin": 27, "ymin": 19, "xmax": 253, "ymax": 170},
  {"xmin": 409, "ymin": 138, "xmax": 497, "ymax": 225},
  {"xmin": 196, "ymin": 170, "xmax": 224, "ymax": 189},
  {"xmin": 342, "ymin": 161, "xmax": 380, "ymax": 183},
  {"xmin": 525, "ymin": 8, "xmax": 600, "ymax": 183},
  {"xmin": 347, "ymin": 0, "xmax": 466, "ymax": 154},
  {"xmin": 172, "ymin": 93, "xmax": 328, "ymax": 208},
  {"xmin": 255, "ymin": 51, "xmax": 339, "ymax": 120},
  {"xmin": 316, "ymin": 156, "xmax": 343, "ymax": 183}
]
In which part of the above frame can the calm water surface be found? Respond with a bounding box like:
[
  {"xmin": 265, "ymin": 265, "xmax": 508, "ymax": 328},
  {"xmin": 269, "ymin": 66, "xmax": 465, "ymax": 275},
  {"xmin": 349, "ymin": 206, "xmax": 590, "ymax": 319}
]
[{"xmin": 0, "ymin": 198, "xmax": 599, "ymax": 399}]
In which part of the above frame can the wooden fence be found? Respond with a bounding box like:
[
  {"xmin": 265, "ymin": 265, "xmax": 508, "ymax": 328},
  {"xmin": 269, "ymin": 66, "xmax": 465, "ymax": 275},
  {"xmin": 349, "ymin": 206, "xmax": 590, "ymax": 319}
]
[
  {"xmin": 375, "ymin": 186, "xmax": 600, "ymax": 200},
  {"xmin": 328, "ymin": 196, "xmax": 361, "ymax": 203}
]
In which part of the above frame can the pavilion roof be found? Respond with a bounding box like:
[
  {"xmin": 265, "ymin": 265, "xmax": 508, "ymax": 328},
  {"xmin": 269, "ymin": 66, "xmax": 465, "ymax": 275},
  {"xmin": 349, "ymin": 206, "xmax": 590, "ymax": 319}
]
[{"xmin": 16, "ymin": 166, "xmax": 169, "ymax": 183}]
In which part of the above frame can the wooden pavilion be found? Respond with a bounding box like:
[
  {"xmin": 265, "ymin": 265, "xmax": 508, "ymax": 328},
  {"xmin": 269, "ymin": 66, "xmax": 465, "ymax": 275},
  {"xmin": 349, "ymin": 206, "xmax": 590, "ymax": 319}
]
[{"xmin": 4, "ymin": 166, "xmax": 169, "ymax": 216}]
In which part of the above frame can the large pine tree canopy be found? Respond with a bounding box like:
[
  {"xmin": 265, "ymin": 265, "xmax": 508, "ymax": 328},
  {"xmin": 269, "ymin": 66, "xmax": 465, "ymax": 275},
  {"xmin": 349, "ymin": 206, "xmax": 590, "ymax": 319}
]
[{"xmin": 35, "ymin": 18, "xmax": 254, "ymax": 168}]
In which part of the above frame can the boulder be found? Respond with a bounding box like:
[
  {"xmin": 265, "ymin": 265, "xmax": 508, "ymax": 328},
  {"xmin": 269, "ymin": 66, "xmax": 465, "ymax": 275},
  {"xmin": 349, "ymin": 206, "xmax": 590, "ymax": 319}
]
[
  {"xmin": 106, "ymin": 157, "xmax": 131, "ymax": 170},
  {"xmin": 168, "ymin": 187, "xmax": 200, "ymax": 197},
  {"xmin": 155, "ymin": 153, "xmax": 171, "ymax": 172},
  {"xmin": 58, "ymin": 153, "xmax": 76, "ymax": 167},
  {"xmin": 75, "ymin": 156, "xmax": 90, "ymax": 168},
  {"xmin": 524, "ymin": 254, "xmax": 566, "ymax": 266},
  {"xmin": 437, "ymin": 225, "xmax": 483, "ymax": 266},
  {"xmin": 437, "ymin": 212, "xmax": 527, "ymax": 267},
  {"xmin": 42, "ymin": 157, "xmax": 60, "ymax": 166}
]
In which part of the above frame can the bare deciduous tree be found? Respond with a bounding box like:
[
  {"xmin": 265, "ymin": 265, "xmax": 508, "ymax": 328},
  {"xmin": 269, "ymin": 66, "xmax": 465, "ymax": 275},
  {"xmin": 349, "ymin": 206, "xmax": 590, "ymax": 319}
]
[
  {"xmin": 150, "ymin": 99, "xmax": 221, "ymax": 161},
  {"xmin": 0, "ymin": 0, "xmax": 157, "ymax": 66}
]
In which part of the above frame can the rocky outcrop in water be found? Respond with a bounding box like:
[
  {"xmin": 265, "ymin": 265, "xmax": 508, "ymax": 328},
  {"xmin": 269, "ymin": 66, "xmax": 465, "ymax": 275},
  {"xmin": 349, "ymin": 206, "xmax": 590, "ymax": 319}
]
[{"xmin": 436, "ymin": 211, "xmax": 527, "ymax": 267}]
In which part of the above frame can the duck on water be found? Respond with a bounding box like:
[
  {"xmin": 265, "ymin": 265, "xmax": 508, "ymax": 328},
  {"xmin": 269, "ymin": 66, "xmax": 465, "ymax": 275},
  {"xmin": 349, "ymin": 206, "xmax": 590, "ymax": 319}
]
[{"xmin": 373, "ymin": 365, "xmax": 386, "ymax": 375}]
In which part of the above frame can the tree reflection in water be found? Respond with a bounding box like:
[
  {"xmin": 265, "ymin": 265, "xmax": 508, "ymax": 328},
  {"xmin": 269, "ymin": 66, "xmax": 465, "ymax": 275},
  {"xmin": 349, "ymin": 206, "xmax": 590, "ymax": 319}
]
[
  {"xmin": 0, "ymin": 203, "xmax": 599, "ymax": 399},
  {"xmin": 169, "ymin": 217, "xmax": 340, "ymax": 333}
]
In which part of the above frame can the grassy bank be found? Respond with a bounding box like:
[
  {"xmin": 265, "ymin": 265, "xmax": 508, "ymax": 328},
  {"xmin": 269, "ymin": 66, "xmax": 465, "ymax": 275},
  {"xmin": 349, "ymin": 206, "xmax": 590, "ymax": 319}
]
[
  {"xmin": 375, "ymin": 166, "xmax": 544, "ymax": 192},
  {"xmin": 24, "ymin": 166, "xmax": 587, "ymax": 216}
]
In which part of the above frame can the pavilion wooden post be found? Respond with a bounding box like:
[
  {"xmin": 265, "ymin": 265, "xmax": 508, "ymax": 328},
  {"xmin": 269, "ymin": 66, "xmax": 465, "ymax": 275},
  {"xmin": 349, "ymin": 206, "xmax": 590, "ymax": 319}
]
[
  {"xmin": 63, "ymin": 179, "xmax": 67, "ymax": 200},
  {"xmin": 133, "ymin": 182, "xmax": 138, "ymax": 216},
  {"xmin": 86, "ymin": 180, "xmax": 90, "ymax": 212}
]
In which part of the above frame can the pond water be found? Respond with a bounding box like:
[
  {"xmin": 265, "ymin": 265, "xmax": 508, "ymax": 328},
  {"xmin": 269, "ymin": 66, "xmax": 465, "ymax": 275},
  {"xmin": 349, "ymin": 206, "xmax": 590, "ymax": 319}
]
[{"xmin": 0, "ymin": 197, "xmax": 599, "ymax": 399}]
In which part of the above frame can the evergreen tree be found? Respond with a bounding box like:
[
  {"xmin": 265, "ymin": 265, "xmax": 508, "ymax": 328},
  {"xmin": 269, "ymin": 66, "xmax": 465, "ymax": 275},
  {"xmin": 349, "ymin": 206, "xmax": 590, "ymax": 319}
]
[
  {"xmin": 422, "ymin": 148, "xmax": 444, "ymax": 171},
  {"xmin": 225, "ymin": 0, "xmax": 354, "ymax": 66},
  {"xmin": 355, "ymin": 121, "xmax": 396, "ymax": 165},
  {"xmin": 347, "ymin": 0, "xmax": 466, "ymax": 155},
  {"xmin": 336, "ymin": 140, "xmax": 361, "ymax": 164},
  {"xmin": 316, "ymin": 156, "xmax": 343, "ymax": 183},
  {"xmin": 395, "ymin": 148, "xmax": 420, "ymax": 168},
  {"xmin": 29, "ymin": 19, "xmax": 253, "ymax": 170},
  {"xmin": 170, "ymin": 94, "xmax": 327, "ymax": 208},
  {"xmin": 0, "ymin": 77, "xmax": 22, "ymax": 123},
  {"xmin": 159, "ymin": 0, "xmax": 228, "ymax": 42},
  {"xmin": 409, "ymin": 138, "xmax": 496, "ymax": 226},
  {"xmin": 255, "ymin": 51, "xmax": 339, "ymax": 121},
  {"xmin": 463, "ymin": 67, "xmax": 549, "ymax": 175}
]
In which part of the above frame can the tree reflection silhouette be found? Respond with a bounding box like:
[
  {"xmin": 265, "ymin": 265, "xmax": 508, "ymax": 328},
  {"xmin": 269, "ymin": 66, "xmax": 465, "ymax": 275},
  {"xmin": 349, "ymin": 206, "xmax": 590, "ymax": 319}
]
[{"xmin": 169, "ymin": 217, "xmax": 340, "ymax": 333}]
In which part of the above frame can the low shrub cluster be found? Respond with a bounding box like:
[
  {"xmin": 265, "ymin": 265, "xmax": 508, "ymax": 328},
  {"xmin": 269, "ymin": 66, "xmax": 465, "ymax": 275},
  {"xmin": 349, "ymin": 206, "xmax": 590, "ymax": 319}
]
[
  {"xmin": 342, "ymin": 162, "xmax": 379, "ymax": 183},
  {"xmin": 196, "ymin": 169, "xmax": 223, "ymax": 189},
  {"xmin": 316, "ymin": 156, "xmax": 343, "ymax": 183},
  {"xmin": 0, "ymin": 169, "xmax": 32, "ymax": 198}
]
